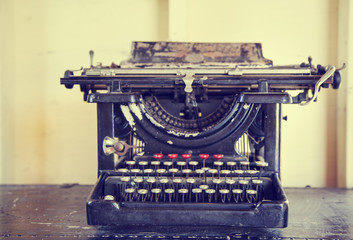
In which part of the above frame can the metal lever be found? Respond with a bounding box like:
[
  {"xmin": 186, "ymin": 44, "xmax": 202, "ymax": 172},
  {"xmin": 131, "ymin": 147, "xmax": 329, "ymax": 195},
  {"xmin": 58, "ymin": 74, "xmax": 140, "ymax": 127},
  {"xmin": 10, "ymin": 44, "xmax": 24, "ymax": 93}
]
[{"xmin": 103, "ymin": 136, "xmax": 139, "ymax": 156}]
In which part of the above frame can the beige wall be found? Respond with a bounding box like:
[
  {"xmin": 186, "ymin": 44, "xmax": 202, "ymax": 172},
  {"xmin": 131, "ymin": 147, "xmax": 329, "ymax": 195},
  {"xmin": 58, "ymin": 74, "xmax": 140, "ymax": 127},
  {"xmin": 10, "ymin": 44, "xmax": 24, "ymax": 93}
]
[{"xmin": 0, "ymin": 0, "xmax": 347, "ymax": 187}]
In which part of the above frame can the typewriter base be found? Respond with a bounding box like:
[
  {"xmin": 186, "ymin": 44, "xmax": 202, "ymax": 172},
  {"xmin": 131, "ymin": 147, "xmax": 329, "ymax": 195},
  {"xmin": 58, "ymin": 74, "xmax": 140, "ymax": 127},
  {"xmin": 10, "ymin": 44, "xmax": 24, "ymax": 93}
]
[{"xmin": 87, "ymin": 173, "xmax": 288, "ymax": 228}]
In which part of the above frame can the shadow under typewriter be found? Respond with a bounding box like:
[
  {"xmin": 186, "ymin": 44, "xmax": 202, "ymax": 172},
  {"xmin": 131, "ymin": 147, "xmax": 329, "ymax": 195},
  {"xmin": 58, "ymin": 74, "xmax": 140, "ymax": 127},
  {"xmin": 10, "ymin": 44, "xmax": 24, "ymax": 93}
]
[{"xmin": 87, "ymin": 156, "xmax": 287, "ymax": 227}]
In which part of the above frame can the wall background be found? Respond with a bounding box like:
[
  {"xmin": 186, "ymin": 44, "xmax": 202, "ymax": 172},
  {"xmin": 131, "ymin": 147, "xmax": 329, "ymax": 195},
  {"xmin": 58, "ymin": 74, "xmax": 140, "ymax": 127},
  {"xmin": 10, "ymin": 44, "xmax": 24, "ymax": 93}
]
[{"xmin": 0, "ymin": 0, "xmax": 351, "ymax": 187}]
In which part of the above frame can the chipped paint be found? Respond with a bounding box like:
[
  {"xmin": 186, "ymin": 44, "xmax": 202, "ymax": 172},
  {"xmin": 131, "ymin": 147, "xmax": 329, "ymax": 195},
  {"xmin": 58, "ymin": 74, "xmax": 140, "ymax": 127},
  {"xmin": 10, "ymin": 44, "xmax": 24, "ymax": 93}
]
[
  {"xmin": 167, "ymin": 140, "xmax": 173, "ymax": 145},
  {"xmin": 129, "ymin": 103, "xmax": 143, "ymax": 120},
  {"xmin": 121, "ymin": 104, "xmax": 135, "ymax": 128}
]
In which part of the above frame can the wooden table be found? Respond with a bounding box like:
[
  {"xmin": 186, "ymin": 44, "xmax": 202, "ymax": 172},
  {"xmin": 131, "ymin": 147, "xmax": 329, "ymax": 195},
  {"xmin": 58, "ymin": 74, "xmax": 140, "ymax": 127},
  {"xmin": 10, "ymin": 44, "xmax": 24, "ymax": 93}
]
[{"xmin": 1, "ymin": 185, "xmax": 352, "ymax": 239}]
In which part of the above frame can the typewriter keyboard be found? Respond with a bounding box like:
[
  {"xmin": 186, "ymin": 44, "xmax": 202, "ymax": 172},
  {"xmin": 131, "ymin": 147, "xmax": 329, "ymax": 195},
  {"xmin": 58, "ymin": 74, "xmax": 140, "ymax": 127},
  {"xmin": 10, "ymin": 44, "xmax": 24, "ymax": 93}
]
[{"xmin": 104, "ymin": 154, "xmax": 270, "ymax": 204}]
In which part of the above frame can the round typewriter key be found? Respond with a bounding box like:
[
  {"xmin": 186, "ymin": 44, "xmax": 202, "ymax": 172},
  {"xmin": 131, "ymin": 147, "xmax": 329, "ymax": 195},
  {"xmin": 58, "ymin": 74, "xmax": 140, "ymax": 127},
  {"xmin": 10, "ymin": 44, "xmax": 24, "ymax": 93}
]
[
  {"xmin": 151, "ymin": 161, "xmax": 161, "ymax": 166},
  {"xmin": 213, "ymin": 154, "xmax": 224, "ymax": 159},
  {"xmin": 156, "ymin": 169, "xmax": 166, "ymax": 174},
  {"xmin": 178, "ymin": 188, "xmax": 189, "ymax": 202},
  {"xmin": 139, "ymin": 161, "xmax": 148, "ymax": 166},
  {"xmin": 232, "ymin": 189, "xmax": 243, "ymax": 203},
  {"xmin": 138, "ymin": 189, "xmax": 148, "ymax": 194},
  {"xmin": 165, "ymin": 188, "xmax": 175, "ymax": 202},
  {"xmin": 205, "ymin": 189, "xmax": 216, "ymax": 194},
  {"xmin": 182, "ymin": 153, "xmax": 192, "ymax": 159},
  {"xmin": 118, "ymin": 168, "xmax": 128, "ymax": 174},
  {"xmin": 144, "ymin": 169, "xmax": 154, "ymax": 174},
  {"xmin": 126, "ymin": 161, "xmax": 136, "ymax": 166},
  {"xmin": 182, "ymin": 169, "xmax": 192, "ymax": 174},
  {"xmin": 226, "ymin": 179, "xmax": 236, "ymax": 185},
  {"xmin": 133, "ymin": 177, "xmax": 144, "ymax": 183},
  {"xmin": 212, "ymin": 179, "xmax": 223, "ymax": 184},
  {"xmin": 246, "ymin": 170, "xmax": 259, "ymax": 175},
  {"xmin": 165, "ymin": 188, "xmax": 175, "ymax": 194},
  {"xmin": 151, "ymin": 188, "xmax": 162, "ymax": 194},
  {"xmin": 214, "ymin": 161, "xmax": 223, "ymax": 166},
  {"xmin": 192, "ymin": 188, "xmax": 202, "ymax": 202},
  {"xmin": 131, "ymin": 169, "xmax": 141, "ymax": 174},
  {"xmin": 186, "ymin": 178, "xmax": 196, "ymax": 184},
  {"xmin": 233, "ymin": 170, "xmax": 244, "ymax": 175},
  {"xmin": 240, "ymin": 161, "xmax": 250, "ymax": 169},
  {"xmin": 239, "ymin": 180, "xmax": 249, "ymax": 187},
  {"xmin": 121, "ymin": 177, "xmax": 130, "ymax": 182},
  {"xmin": 189, "ymin": 161, "xmax": 198, "ymax": 166},
  {"xmin": 252, "ymin": 179, "xmax": 263, "ymax": 185},
  {"xmin": 147, "ymin": 177, "xmax": 156, "ymax": 184},
  {"xmin": 151, "ymin": 188, "xmax": 162, "ymax": 202},
  {"xmin": 168, "ymin": 153, "xmax": 178, "ymax": 159},
  {"xmin": 160, "ymin": 178, "xmax": 169, "ymax": 184},
  {"xmin": 153, "ymin": 153, "xmax": 163, "ymax": 159},
  {"xmin": 169, "ymin": 168, "xmax": 179, "ymax": 173},
  {"xmin": 219, "ymin": 189, "xmax": 230, "ymax": 195},
  {"xmin": 208, "ymin": 169, "xmax": 218, "ymax": 174},
  {"xmin": 246, "ymin": 189, "xmax": 257, "ymax": 203},
  {"xmin": 173, "ymin": 178, "xmax": 182, "ymax": 184},
  {"xmin": 177, "ymin": 161, "xmax": 186, "ymax": 167},
  {"xmin": 104, "ymin": 195, "xmax": 115, "ymax": 201},
  {"xmin": 232, "ymin": 189, "xmax": 243, "ymax": 194},
  {"xmin": 201, "ymin": 167, "xmax": 210, "ymax": 172},
  {"xmin": 200, "ymin": 184, "xmax": 209, "ymax": 190},
  {"xmin": 125, "ymin": 188, "xmax": 135, "ymax": 194},
  {"xmin": 226, "ymin": 161, "xmax": 237, "ymax": 166},
  {"xmin": 163, "ymin": 161, "xmax": 173, "ymax": 167},
  {"xmin": 205, "ymin": 189, "xmax": 216, "ymax": 202},
  {"xmin": 195, "ymin": 169, "xmax": 205, "ymax": 175},
  {"xmin": 221, "ymin": 170, "xmax": 231, "ymax": 175},
  {"xmin": 138, "ymin": 189, "xmax": 148, "ymax": 202},
  {"xmin": 192, "ymin": 188, "xmax": 202, "ymax": 194}
]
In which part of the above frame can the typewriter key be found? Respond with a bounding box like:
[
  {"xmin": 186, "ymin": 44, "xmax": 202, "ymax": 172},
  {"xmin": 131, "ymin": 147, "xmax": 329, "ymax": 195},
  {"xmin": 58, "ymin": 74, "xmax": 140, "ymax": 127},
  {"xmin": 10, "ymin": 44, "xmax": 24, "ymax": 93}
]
[
  {"xmin": 139, "ymin": 161, "xmax": 148, "ymax": 166},
  {"xmin": 151, "ymin": 188, "xmax": 162, "ymax": 202},
  {"xmin": 126, "ymin": 161, "xmax": 136, "ymax": 166},
  {"xmin": 182, "ymin": 169, "xmax": 192, "ymax": 177},
  {"xmin": 163, "ymin": 161, "xmax": 173, "ymax": 167},
  {"xmin": 144, "ymin": 168, "xmax": 154, "ymax": 176},
  {"xmin": 246, "ymin": 189, "xmax": 257, "ymax": 203},
  {"xmin": 131, "ymin": 168, "xmax": 141, "ymax": 175},
  {"xmin": 232, "ymin": 189, "xmax": 243, "ymax": 202},
  {"xmin": 125, "ymin": 188, "xmax": 135, "ymax": 201},
  {"xmin": 226, "ymin": 179, "xmax": 236, "ymax": 185},
  {"xmin": 173, "ymin": 178, "xmax": 182, "ymax": 184},
  {"xmin": 159, "ymin": 178, "xmax": 169, "ymax": 184},
  {"xmin": 192, "ymin": 188, "xmax": 202, "ymax": 202},
  {"xmin": 137, "ymin": 189, "xmax": 148, "ymax": 202},
  {"xmin": 133, "ymin": 177, "xmax": 143, "ymax": 183},
  {"xmin": 118, "ymin": 168, "xmax": 128, "ymax": 176},
  {"xmin": 178, "ymin": 188, "xmax": 189, "ymax": 202},
  {"xmin": 219, "ymin": 189, "xmax": 230, "ymax": 203},
  {"xmin": 151, "ymin": 161, "xmax": 161, "ymax": 166},
  {"xmin": 205, "ymin": 189, "xmax": 216, "ymax": 202},
  {"xmin": 156, "ymin": 168, "xmax": 166, "ymax": 174},
  {"xmin": 240, "ymin": 161, "xmax": 250, "ymax": 170},
  {"xmin": 186, "ymin": 178, "xmax": 196, "ymax": 184},
  {"xmin": 164, "ymin": 188, "xmax": 175, "ymax": 202}
]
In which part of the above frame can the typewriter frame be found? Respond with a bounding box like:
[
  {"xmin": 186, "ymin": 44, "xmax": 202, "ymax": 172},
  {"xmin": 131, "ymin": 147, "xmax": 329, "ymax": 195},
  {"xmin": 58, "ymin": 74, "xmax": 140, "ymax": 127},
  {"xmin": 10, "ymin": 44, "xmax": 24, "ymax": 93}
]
[{"xmin": 61, "ymin": 42, "xmax": 340, "ymax": 228}]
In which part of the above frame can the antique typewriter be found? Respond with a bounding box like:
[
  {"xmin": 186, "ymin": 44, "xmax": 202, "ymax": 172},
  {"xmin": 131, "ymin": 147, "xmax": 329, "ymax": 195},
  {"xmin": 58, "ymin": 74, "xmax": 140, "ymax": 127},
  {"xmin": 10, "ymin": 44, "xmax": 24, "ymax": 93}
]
[{"xmin": 61, "ymin": 42, "xmax": 341, "ymax": 228}]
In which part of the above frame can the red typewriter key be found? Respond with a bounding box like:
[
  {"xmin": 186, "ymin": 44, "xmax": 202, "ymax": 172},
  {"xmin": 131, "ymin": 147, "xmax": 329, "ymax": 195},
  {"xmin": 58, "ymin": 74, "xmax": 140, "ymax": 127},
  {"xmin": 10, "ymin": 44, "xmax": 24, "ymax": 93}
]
[
  {"xmin": 199, "ymin": 154, "xmax": 209, "ymax": 159},
  {"xmin": 213, "ymin": 154, "xmax": 224, "ymax": 159},
  {"xmin": 168, "ymin": 153, "xmax": 178, "ymax": 159},
  {"xmin": 182, "ymin": 154, "xmax": 192, "ymax": 159},
  {"xmin": 153, "ymin": 153, "xmax": 164, "ymax": 159}
]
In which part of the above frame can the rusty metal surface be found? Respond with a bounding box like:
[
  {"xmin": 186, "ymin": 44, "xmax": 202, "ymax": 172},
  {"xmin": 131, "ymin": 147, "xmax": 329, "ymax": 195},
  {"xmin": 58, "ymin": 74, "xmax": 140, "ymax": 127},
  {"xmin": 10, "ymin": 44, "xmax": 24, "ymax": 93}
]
[
  {"xmin": 1, "ymin": 185, "xmax": 353, "ymax": 239},
  {"xmin": 125, "ymin": 42, "xmax": 273, "ymax": 66}
]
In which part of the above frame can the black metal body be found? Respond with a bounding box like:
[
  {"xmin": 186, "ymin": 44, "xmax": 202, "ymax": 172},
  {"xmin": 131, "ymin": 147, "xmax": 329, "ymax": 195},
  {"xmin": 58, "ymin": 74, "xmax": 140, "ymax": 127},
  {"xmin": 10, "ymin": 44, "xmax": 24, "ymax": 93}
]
[{"xmin": 60, "ymin": 42, "xmax": 340, "ymax": 228}]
